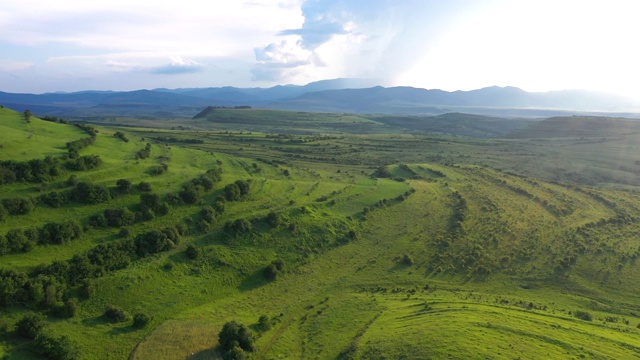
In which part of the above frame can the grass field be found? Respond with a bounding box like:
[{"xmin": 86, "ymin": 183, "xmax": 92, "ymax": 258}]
[{"xmin": 3, "ymin": 106, "xmax": 640, "ymax": 359}]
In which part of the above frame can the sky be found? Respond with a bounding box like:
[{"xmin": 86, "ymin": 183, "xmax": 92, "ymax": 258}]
[{"xmin": 1, "ymin": 0, "xmax": 640, "ymax": 99}]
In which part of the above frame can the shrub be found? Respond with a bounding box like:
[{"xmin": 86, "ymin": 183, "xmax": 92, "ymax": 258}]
[
  {"xmin": 132, "ymin": 313, "xmax": 151, "ymax": 329},
  {"xmin": 223, "ymin": 183, "xmax": 241, "ymax": 201},
  {"xmin": 201, "ymin": 206, "xmax": 216, "ymax": 224},
  {"xmin": 116, "ymin": 179, "xmax": 132, "ymax": 194},
  {"xmin": 264, "ymin": 263, "xmax": 279, "ymax": 281},
  {"xmin": 257, "ymin": 315, "xmax": 272, "ymax": 332},
  {"xmin": 16, "ymin": 313, "xmax": 47, "ymax": 339},
  {"xmin": 34, "ymin": 333, "xmax": 81, "ymax": 360},
  {"xmin": 266, "ymin": 211, "xmax": 280, "ymax": 227},
  {"xmin": 80, "ymin": 280, "xmax": 96, "ymax": 299},
  {"xmin": 574, "ymin": 310, "xmax": 593, "ymax": 321},
  {"xmin": 225, "ymin": 218, "xmax": 252, "ymax": 234},
  {"xmin": 401, "ymin": 254, "xmax": 414, "ymax": 265},
  {"xmin": 70, "ymin": 182, "xmax": 110, "ymax": 204},
  {"xmin": 2, "ymin": 197, "xmax": 36, "ymax": 215},
  {"xmin": 118, "ymin": 227, "xmax": 131, "ymax": 238},
  {"xmin": 138, "ymin": 181, "xmax": 152, "ymax": 192},
  {"xmin": 218, "ymin": 321, "xmax": 255, "ymax": 358},
  {"xmin": 54, "ymin": 298, "xmax": 78, "ymax": 318},
  {"xmin": 185, "ymin": 245, "xmax": 201, "ymax": 260},
  {"xmin": 104, "ymin": 305, "xmax": 127, "ymax": 323}
]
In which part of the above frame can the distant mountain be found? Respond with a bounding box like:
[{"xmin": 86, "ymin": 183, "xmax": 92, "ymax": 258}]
[
  {"xmin": 267, "ymin": 86, "xmax": 637, "ymax": 115},
  {"xmin": 0, "ymin": 80, "xmax": 637, "ymax": 119}
]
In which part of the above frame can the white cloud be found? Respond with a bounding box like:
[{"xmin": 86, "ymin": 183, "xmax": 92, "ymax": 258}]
[
  {"xmin": 0, "ymin": 61, "xmax": 34, "ymax": 72},
  {"xmin": 152, "ymin": 57, "xmax": 203, "ymax": 75}
]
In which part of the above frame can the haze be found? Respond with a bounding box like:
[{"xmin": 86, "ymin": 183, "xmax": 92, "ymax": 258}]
[{"xmin": 1, "ymin": 0, "xmax": 639, "ymax": 100}]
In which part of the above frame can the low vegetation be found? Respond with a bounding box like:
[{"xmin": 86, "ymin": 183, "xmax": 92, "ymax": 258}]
[{"xmin": 3, "ymin": 106, "xmax": 640, "ymax": 359}]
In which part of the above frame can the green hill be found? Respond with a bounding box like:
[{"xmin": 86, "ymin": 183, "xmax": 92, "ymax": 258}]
[{"xmin": 3, "ymin": 107, "xmax": 640, "ymax": 359}]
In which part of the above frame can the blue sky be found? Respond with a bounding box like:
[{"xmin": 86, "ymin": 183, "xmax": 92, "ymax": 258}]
[{"xmin": 1, "ymin": 0, "xmax": 640, "ymax": 99}]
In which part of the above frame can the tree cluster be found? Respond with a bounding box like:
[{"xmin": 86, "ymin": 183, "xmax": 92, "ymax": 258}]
[
  {"xmin": 0, "ymin": 156, "xmax": 63, "ymax": 184},
  {"xmin": 69, "ymin": 181, "xmax": 111, "ymax": 204},
  {"xmin": 135, "ymin": 143, "xmax": 152, "ymax": 159},
  {"xmin": 223, "ymin": 180, "xmax": 250, "ymax": 201},
  {"xmin": 0, "ymin": 220, "xmax": 82, "ymax": 255},
  {"xmin": 113, "ymin": 131, "xmax": 129, "ymax": 142},
  {"xmin": 66, "ymin": 124, "xmax": 97, "ymax": 159},
  {"xmin": 218, "ymin": 321, "xmax": 255, "ymax": 360},
  {"xmin": 66, "ymin": 154, "xmax": 102, "ymax": 171},
  {"xmin": 1, "ymin": 197, "xmax": 36, "ymax": 216}
]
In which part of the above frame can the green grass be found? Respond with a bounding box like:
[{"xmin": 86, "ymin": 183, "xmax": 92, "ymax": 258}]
[{"xmin": 5, "ymin": 107, "xmax": 640, "ymax": 359}]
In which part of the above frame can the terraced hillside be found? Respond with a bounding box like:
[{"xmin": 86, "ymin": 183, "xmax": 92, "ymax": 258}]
[{"xmin": 2, "ymin": 107, "xmax": 640, "ymax": 359}]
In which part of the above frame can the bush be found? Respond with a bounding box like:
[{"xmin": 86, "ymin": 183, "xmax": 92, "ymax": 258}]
[
  {"xmin": 201, "ymin": 206, "xmax": 216, "ymax": 224},
  {"xmin": 266, "ymin": 211, "xmax": 281, "ymax": 227},
  {"xmin": 257, "ymin": 314, "xmax": 272, "ymax": 332},
  {"xmin": 264, "ymin": 263, "xmax": 279, "ymax": 281},
  {"xmin": 16, "ymin": 313, "xmax": 47, "ymax": 339},
  {"xmin": 2, "ymin": 197, "xmax": 36, "ymax": 215},
  {"xmin": 34, "ymin": 333, "xmax": 81, "ymax": 360},
  {"xmin": 574, "ymin": 310, "xmax": 593, "ymax": 321},
  {"xmin": 116, "ymin": 179, "xmax": 132, "ymax": 194},
  {"xmin": 185, "ymin": 245, "xmax": 201, "ymax": 260},
  {"xmin": 104, "ymin": 305, "xmax": 127, "ymax": 323},
  {"xmin": 80, "ymin": 280, "xmax": 96, "ymax": 300},
  {"xmin": 54, "ymin": 298, "xmax": 78, "ymax": 318},
  {"xmin": 132, "ymin": 313, "xmax": 151, "ymax": 329},
  {"xmin": 138, "ymin": 181, "xmax": 152, "ymax": 192},
  {"xmin": 218, "ymin": 321, "xmax": 255, "ymax": 358},
  {"xmin": 223, "ymin": 183, "xmax": 241, "ymax": 201},
  {"xmin": 401, "ymin": 254, "xmax": 414, "ymax": 265},
  {"xmin": 118, "ymin": 227, "xmax": 131, "ymax": 238},
  {"xmin": 225, "ymin": 218, "xmax": 252, "ymax": 234},
  {"xmin": 70, "ymin": 182, "xmax": 110, "ymax": 204}
]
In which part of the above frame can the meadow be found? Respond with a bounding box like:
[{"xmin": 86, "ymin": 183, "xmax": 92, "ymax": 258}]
[{"xmin": 2, "ymin": 106, "xmax": 640, "ymax": 359}]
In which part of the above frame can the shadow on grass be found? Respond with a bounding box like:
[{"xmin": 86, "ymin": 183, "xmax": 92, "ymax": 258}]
[
  {"xmin": 186, "ymin": 346, "xmax": 222, "ymax": 360},
  {"xmin": 388, "ymin": 262, "xmax": 412, "ymax": 272},
  {"xmin": 238, "ymin": 268, "xmax": 271, "ymax": 292},
  {"xmin": 107, "ymin": 324, "xmax": 138, "ymax": 335}
]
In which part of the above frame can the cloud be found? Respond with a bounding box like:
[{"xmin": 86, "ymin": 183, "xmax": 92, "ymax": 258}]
[
  {"xmin": 0, "ymin": 61, "xmax": 34, "ymax": 72},
  {"xmin": 252, "ymin": 40, "xmax": 316, "ymax": 81},
  {"xmin": 151, "ymin": 57, "xmax": 203, "ymax": 75}
]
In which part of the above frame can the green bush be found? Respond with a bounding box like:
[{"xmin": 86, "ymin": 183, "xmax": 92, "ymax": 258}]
[
  {"xmin": 185, "ymin": 245, "xmax": 201, "ymax": 260},
  {"xmin": 34, "ymin": 333, "xmax": 81, "ymax": 360},
  {"xmin": 104, "ymin": 305, "xmax": 127, "ymax": 323},
  {"xmin": 133, "ymin": 313, "xmax": 151, "ymax": 329},
  {"xmin": 16, "ymin": 313, "xmax": 47, "ymax": 339},
  {"xmin": 574, "ymin": 310, "xmax": 593, "ymax": 321},
  {"xmin": 218, "ymin": 321, "xmax": 255, "ymax": 359}
]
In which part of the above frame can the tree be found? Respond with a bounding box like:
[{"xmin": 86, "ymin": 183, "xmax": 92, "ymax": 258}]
[
  {"xmin": 257, "ymin": 315, "xmax": 272, "ymax": 332},
  {"xmin": 234, "ymin": 180, "xmax": 250, "ymax": 196},
  {"xmin": 218, "ymin": 321, "xmax": 255, "ymax": 358},
  {"xmin": 35, "ymin": 333, "xmax": 81, "ymax": 360},
  {"xmin": 265, "ymin": 211, "xmax": 280, "ymax": 227},
  {"xmin": 16, "ymin": 313, "xmax": 46, "ymax": 339},
  {"xmin": 223, "ymin": 183, "xmax": 241, "ymax": 201},
  {"xmin": 104, "ymin": 305, "xmax": 127, "ymax": 323},
  {"xmin": 23, "ymin": 109, "xmax": 32, "ymax": 123},
  {"xmin": 138, "ymin": 181, "xmax": 152, "ymax": 192},
  {"xmin": 132, "ymin": 313, "xmax": 151, "ymax": 329},
  {"xmin": 185, "ymin": 244, "xmax": 201, "ymax": 260},
  {"xmin": 116, "ymin": 179, "xmax": 132, "ymax": 194}
]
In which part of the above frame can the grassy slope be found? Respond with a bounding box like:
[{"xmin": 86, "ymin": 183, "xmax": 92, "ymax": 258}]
[
  {"xmin": 132, "ymin": 165, "xmax": 640, "ymax": 359},
  {"xmin": 4, "ymin": 108, "xmax": 640, "ymax": 359}
]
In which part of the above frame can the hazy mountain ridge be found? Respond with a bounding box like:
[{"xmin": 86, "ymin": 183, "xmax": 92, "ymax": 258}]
[{"xmin": 0, "ymin": 79, "xmax": 636, "ymax": 118}]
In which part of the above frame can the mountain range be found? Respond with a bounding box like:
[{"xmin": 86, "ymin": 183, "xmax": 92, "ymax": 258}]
[{"xmin": 0, "ymin": 78, "xmax": 637, "ymax": 119}]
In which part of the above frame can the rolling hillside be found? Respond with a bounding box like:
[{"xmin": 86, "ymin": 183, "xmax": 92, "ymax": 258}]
[{"xmin": 3, "ymin": 107, "xmax": 640, "ymax": 359}]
